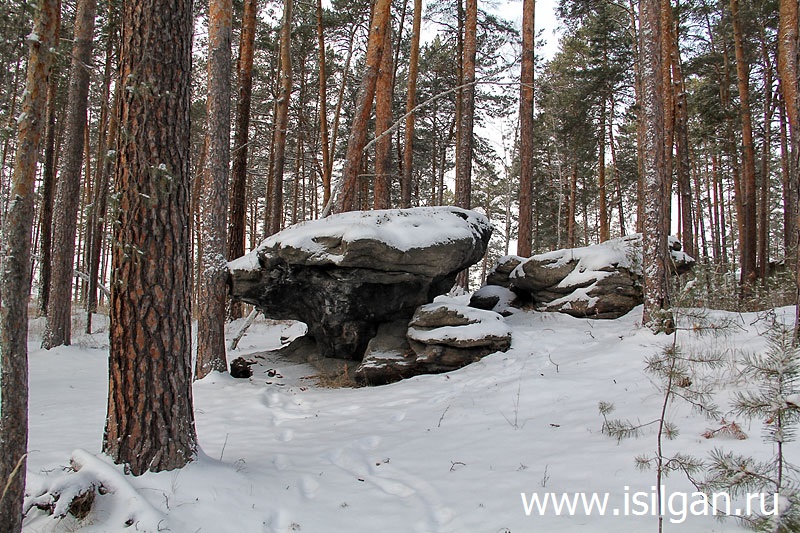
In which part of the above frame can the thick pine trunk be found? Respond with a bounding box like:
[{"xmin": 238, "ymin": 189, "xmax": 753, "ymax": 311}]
[
  {"xmin": 0, "ymin": 0, "xmax": 59, "ymax": 529},
  {"xmin": 455, "ymin": 0, "xmax": 477, "ymax": 211},
  {"xmin": 42, "ymin": 0, "xmax": 97, "ymax": 349},
  {"xmin": 641, "ymin": 0, "xmax": 672, "ymax": 331},
  {"xmin": 103, "ymin": 0, "xmax": 197, "ymax": 475},
  {"xmin": 517, "ymin": 0, "xmax": 535, "ymax": 257},
  {"xmin": 373, "ymin": 24, "xmax": 393, "ymax": 210},
  {"xmin": 196, "ymin": 0, "xmax": 232, "ymax": 379}
]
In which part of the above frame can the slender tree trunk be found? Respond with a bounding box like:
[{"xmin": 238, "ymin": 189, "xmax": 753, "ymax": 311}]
[
  {"xmin": 374, "ymin": 24, "xmax": 393, "ymax": 210},
  {"xmin": 781, "ymin": 102, "xmax": 795, "ymax": 259},
  {"xmin": 228, "ymin": 0, "xmax": 258, "ymax": 321},
  {"xmin": 41, "ymin": 0, "xmax": 97, "ymax": 349},
  {"xmin": 0, "ymin": 0, "xmax": 59, "ymax": 528},
  {"xmin": 567, "ymin": 163, "xmax": 577, "ymax": 248},
  {"xmin": 641, "ymin": 0, "xmax": 673, "ymax": 332},
  {"xmin": 401, "ymin": 0, "xmax": 422, "ymax": 208},
  {"xmin": 758, "ymin": 30, "xmax": 773, "ymax": 279},
  {"xmin": 455, "ymin": 0, "xmax": 477, "ymax": 210},
  {"xmin": 337, "ymin": 0, "xmax": 391, "ymax": 213},
  {"xmin": 731, "ymin": 0, "xmax": 758, "ymax": 285},
  {"xmin": 316, "ymin": 0, "xmax": 331, "ymax": 207},
  {"xmin": 609, "ymin": 98, "xmax": 626, "ymax": 236},
  {"xmin": 630, "ymin": 0, "xmax": 645, "ymax": 234},
  {"xmin": 598, "ymin": 95, "xmax": 609, "ymax": 242},
  {"xmin": 196, "ymin": 0, "xmax": 232, "ymax": 379},
  {"xmin": 776, "ymin": 0, "xmax": 800, "ymax": 334},
  {"xmin": 37, "ymin": 47, "xmax": 60, "ymax": 317},
  {"xmin": 87, "ymin": 24, "xmax": 119, "ymax": 334},
  {"xmin": 269, "ymin": 0, "xmax": 293, "ymax": 230},
  {"xmin": 671, "ymin": 3, "xmax": 693, "ymax": 258},
  {"xmin": 103, "ymin": 0, "xmax": 198, "ymax": 475},
  {"xmin": 517, "ymin": 0, "xmax": 535, "ymax": 256}
]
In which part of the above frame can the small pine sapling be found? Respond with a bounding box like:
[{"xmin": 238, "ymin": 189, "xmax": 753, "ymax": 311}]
[
  {"xmin": 601, "ymin": 314, "xmax": 724, "ymax": 532},
  {"xmin": 703, "ymin": 324, "xmax": 800, "ymax": 532}
]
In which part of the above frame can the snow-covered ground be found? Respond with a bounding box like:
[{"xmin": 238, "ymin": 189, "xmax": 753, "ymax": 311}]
[{"xmin": 22, "ymin": 300, "xmax": 789, "ymax": 532}]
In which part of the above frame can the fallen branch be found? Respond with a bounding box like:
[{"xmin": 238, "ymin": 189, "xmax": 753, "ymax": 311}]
[{"xmin": 229, "ymin": 308, "xmax": 259, "ymax": 350}]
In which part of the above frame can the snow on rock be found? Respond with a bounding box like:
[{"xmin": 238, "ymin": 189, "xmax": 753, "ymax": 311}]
[
  {"xmin": 355, "ymin": 300, "xmax": 512, "ymax": 385},
  {"xmin": 227, "ymin": 207, "xmax": 492, "ymax": 360},
  {"xmin": 228, "ymin": 206, "xmax": 492, "ymax": 277},
  {"xmin": 482, "ymin": 234, "xmax": 694, "ymax": 319}
]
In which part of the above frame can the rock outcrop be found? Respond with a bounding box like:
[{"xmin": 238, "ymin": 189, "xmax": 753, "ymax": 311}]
[
  {"xmin": 476, "ymin": 234, "xmax": 694, "ymax": 319},
  {"xmin": 227, "ymin": 207, "xmax": 492, "ymax": 360},
  {"xmin": 355, "ymin": 301, "xmax": 512, "ymax": 385}
]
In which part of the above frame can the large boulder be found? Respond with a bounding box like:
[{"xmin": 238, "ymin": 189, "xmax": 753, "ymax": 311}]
[
  {"xmin": 355, "ymin": 302, "xmax": 512, "ymax": 385},
  {"xmin": 478, "ymin": 234, "xmax": 694, "ymax": 319},
  {"xmin": 228, "ymin": 207, "xmax": 492, "ymax": 360}
]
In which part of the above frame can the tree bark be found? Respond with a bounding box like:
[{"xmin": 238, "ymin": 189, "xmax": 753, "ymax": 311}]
[
  {"xmin": 268, "ymin": 0, "xmax": 293, "ymax": 232},
  {"xmin": 316, "ymin": 0, "xmax": 332, "ymax": 207},
  {"xmin": 37, "ymin": 47, "xmax": 60, "ymax": 317},
  {"xmin": 641, "ymin": 0, "xmax": 673, "ymax": 331},
  {"xmin": 196, "ymin": 0, "xmax": 233, "ymax": 379},
  {"xmin": 41, "ymin": 0, "xmax": 97, "ymax": 349},
  {"xmin": 337, "ymin": 0, "xmax": 391, "ymax": 213},
  {"xmin": 0, "ymin": 0, "xmax": 59, "ymax": 529},
  {"xmin": 228, "ymin": 0, "xmax": 258, "ymax": 320},
  {"xmin": 730, "ymin": 0, "xmax": 758, "ymax": 285},
  {"xmin": 103, "ymin": 0, "xmax": 197, "ymax": 475},
  {"xmin": 374, "ymin": 24, "xmax": 393, "ymax": 210},
  {"xmin": 455, "ymin": 0, "xmax": 477, "ymax": 210},
  {"xmin": 401, "ymin": 0, "xmax": 422, "ymax": 209},
  {"xmin": 87, "ymin": 25, "xmax": 119, "ymax": 334},
  {"xmin": 671, "ymin": 3, "xmax": 693, "ymax": 258},
  {"xmin": 598, "ymin": 95, "xmax": 609, "ymax": 242},
  {"xmin": 517, "ymin": 0, "xmax": 535, "ymax": 256}
]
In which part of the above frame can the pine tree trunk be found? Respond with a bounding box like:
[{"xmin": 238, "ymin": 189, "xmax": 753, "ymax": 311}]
[
  {"xmin": 598, "ymin": 96, "xmax": 609, "ymax": 242},
  {"xmin": 268, "ymin": 0, "xmax": 293, "ymax": 231},
  {"xmin": 37, "ymin": 52, "xmax": 60, "ymax": 317},
  {"xmin": 0, "ymin": 0, "xmax": 59, "ymax": 529},
  {"xmin": 337, "ymin": 0, "xmax": 391, "ymax": 213},
  {"xmin": 316, "ymin": 0, "xmax": 332, "ymax": 208},
  {"xmin": 86, "ymin": 14, "xmax": 118, "ymax": 334},
  {"xmin": 374, "ymin": 24, "xmax": 393, "ymax": 210},
  {"xmin": 228, "ymin": 0, "xmax": 258, "ymax": 321},
  {"xmin": 517, "ymin": 0, "xmax": 535, "ymax": 257},
  {"xmin": 401, "ymin": 0, "xmax": 421, "ymax": 208},
  {"xmin": 455, "ymin": 0, "xmax": 477, "ymax": 210},
  {"xmin": 103, "ymin": 0, "xmax": 197, "ymax": 475},
  {"xmin": 758, "ymin": 29, "xmax": 773, "ymax": 279},
  {"xmin": 42, "ymin": 0, "xmax": 96, "ymax": 349},
  {"xmin": 731, "ymin": 0, "xmax": 758, "ymax": 285},
  {"xmin": 671, "ymin": 5, "xmax": 693, "ymax": 258},
  {"xmin": 196, "ymin": 0, "xmax": 232, "ymax": 379},
  {"xmin": 641, "ymin": 0, "xmax": 673, "ymax": 331}
]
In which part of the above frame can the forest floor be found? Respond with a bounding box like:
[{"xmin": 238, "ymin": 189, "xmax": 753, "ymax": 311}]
[{"xmin": 21, "ymin": 297, "xmax": 786, "ymax": 532}]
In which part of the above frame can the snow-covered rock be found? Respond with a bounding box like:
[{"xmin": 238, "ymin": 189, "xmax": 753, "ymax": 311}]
[
  {"xmin": 355, "ymin": 301, "xmax": 512, "ymax": 385},
  {"xmin": 227, "ymin": 207, "xmax": 492, "ymax": 360},
  {"xmin": 483, "ymin": 234, "xmax": 694, "ymax": 319}
]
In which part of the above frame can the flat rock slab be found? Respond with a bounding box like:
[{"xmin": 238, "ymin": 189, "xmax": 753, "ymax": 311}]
[{"xmin": 228, "ymin": 207, "xmax": 492, "ymax": 360}]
